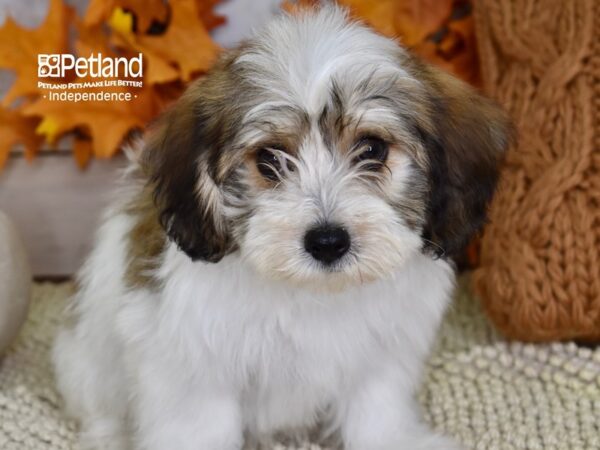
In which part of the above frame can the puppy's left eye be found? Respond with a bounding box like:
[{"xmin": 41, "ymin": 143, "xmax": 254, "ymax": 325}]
[
  {"xmin": 256, "ymin": 148, "xmax": 283, "ymax": 181},
  {"xmin": 354, "ymin": 137, "xmax": 389, "ymax": 169}
]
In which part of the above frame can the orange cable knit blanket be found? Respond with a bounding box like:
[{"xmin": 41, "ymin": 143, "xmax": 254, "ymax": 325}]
[{"xmin": 473, "ymin": 0, "xmax": 600, "ymax": 341}]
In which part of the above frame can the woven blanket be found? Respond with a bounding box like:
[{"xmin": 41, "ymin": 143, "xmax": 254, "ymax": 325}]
[{"xmin": 1, "ymin": 280, "xmax": 599, "ymax": 450}]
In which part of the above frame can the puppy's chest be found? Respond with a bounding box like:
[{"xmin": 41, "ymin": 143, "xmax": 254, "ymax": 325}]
[
  {"xmin": 232, "ymin": 308, "xmax": 380, "ymax": 433},
  {"xmin": 230, "ymin": 308, "xmax": 377, "ymax": 382}
]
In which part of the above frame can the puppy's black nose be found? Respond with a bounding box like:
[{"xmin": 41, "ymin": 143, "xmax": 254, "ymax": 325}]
[{"xmin": 304, "ymin": 225, "xmax": 350, "ymax": 264}]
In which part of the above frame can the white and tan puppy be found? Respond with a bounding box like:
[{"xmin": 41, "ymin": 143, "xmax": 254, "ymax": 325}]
[{"xmin": 53, "ymin": 6, "xmax": 511, "ymax": 450}]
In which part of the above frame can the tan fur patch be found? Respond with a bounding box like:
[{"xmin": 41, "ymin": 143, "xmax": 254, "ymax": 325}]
[{"xmin": 124, "ymin": 187, "xmax": 166, "ymax": 290}]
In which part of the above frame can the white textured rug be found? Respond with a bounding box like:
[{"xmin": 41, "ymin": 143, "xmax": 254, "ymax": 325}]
[{"xmin": 1, "ymin": 280, "xmax": 599, "ymax": 450}]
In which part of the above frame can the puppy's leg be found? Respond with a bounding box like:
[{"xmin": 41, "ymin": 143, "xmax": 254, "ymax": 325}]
[
  {"xmin": 53, "ymin": 325, "xmax": 129, "ymax": 450},
  {"xmin": 340, "ymin": 366, "xmax": 462, "ymax": 450},
  {"xmin": 131, "ymin": 358, "xmax": 243, "ymax": 450}
]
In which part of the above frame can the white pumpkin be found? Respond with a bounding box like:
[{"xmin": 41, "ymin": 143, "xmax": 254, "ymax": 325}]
[{"xmin": 0, "ymin": 210, "xmax": 31, "ymax": 355}]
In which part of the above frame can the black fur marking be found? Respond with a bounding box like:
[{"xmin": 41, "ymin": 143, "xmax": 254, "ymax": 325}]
[
  {"xmin": 142, "ymin": 63, "xmax": 241, "ymax": 263},
  {"xmin": 417, "ymin": 88, "xmax": 511, "ymax": 259}
]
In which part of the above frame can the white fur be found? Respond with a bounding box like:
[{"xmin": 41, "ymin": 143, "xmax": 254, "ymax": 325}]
[
  {"xmin": 53, "ymin": 7, "xmax": 463, "ymax": 450},
  {"xmin": 54, "ymin": 216, "xmax": 458, "ymax": 449}
]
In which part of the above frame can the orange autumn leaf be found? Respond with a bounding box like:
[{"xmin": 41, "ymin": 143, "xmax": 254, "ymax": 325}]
[
  {"xmin": 74, "ymin": 15, "xmax": 117, "ymax": 60},
  {"xmin": 112, "ymin": 0, "xmax": 220, "ymax": 81},
  {"xmin": 77, "ymin": 13, "xmax": 179, "ymax": 85},
  {"xmin": 37, "ymin": 20, "xmax": 157, "ymax": 157},
  {"xmin": 85, "ymin": 0, "xmax": 169, "ymax": 34},
  {"xmin": 196, "ymin": 0, "xmax": 227, "ymax": 31},
  {"xmin": 0, "ymin": 0, "xmax": 71, "ymax": 106},
  {"xmin": 337, "ymin": 0, "xmax": 453, "ymax": 44},
  {"xmin": 338, "ymin": 0, "xmax": 399, "ymax": 37},
  {"xmin": 0, "ymin": 0, "xmax": 224, "ymax": 169},
  {"xmin": 23, "ymin": 85, "xmax": 162, "ymax": 158},
  {"xmin": 73, "ymin": 137, "xmax": 93, "ymax": 169},
  {"xmin": 397, "ymin": 0, "xmax": 455, "ymax": 44},
  {"xmin": 284, "ymin": 0, "xmax": 475, "ymax": 83},
  {"xmin": 86, "ymin": 0, "xmax": 225, "ymax": 34},
  {"xmin": 109, "ymin": 9, "xmax": 181, "ymax": 85},
  {"xmin": 0, "ymin": 107, "xmax": 43, "ymax": 168},
  {"xmin": 414, "ymin": 11, "xmax": 479, "ymax": 85}
]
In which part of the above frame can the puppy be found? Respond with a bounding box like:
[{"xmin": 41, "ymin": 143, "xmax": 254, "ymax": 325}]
[{"xmin": 52, "ymin": 5, "xmax": 511, "ymax": 450}]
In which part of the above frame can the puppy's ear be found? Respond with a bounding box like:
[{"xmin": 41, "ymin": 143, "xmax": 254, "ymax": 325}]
[
  {"xmin": 417, "ymin": 65, "xmax": 514, "ymax": 258},
  {"xmin": 141, "ymin": 76, "xmax": 233, "ymax": 263}
]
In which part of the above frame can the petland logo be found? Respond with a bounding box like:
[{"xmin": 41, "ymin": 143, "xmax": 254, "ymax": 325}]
[{"xmin": 38, "ymin": 53, "xmax": 143, "ymax": 78}]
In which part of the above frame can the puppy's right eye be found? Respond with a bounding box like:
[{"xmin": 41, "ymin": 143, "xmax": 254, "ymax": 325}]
[{"xmin": 256, "ymin": 148, "xmax": 281, "ymax": 181}]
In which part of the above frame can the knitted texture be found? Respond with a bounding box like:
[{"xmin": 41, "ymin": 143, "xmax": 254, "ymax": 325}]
[
  {"xmin": 472, "ymin": 0, "xmax": 600, "ymax": 341},
  {"xmin": 1, "ymin": 281, "xmax": 600, "ymax": 449}
]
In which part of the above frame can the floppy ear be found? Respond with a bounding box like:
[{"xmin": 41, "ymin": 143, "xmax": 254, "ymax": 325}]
[
  {"xmin": 418, "ymin": 65, "xmax": 514, "ymax": 258},
  {"xmin": 141, "ymin": 79, "xmax": 233, "ymax": 263}
]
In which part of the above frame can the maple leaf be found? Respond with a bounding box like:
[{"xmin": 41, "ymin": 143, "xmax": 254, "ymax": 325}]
[
  {"xmin": 86, "ymin": 0, "xmax": 225, "ymax": 34},
  {"xmin": 109, "ymin": 9, "xmax": 181, "ymax": 85},
  {"xmin": 85, "ymin": 0, "xmax": 169, "ymax": 34},
  {"xmin": 414, "ymin": 10, "xmax": 479, "ymax": 85},
  {"xmin": 0, "ymin": 107, "xmax": 43, "ymax": 168},
  {"xmin": 74, "ymin": 14, "xmax": 117, "ymax": 59},
  {"xmin": 0, "ymin": 0, "xmax": 71, "ymax": 106},
  {"xmin": 337, "ymin": 0, "xmax": 453, "ymax": 45},
  {"xmin": 73, "ymin": 137, "xmax": 93, "ymax": 169},
  {"xmin": 112, "ymin": 0, "xmax": 221, "ymax": 81},
  {"xmin": 14, "ymin": 16, "xmax": 167, "ymax": 161},
  {"xmin": 294, "ymin": 0, "xmax": 476, "ymax": 84},
  {"xmin": 397, "ymin": 0, "xmax": 455, "ymax": 44},
  {"xmin": 196, "ymin": 0, "xmax": 227, "ymax": 31},
  {"xmin": 23, "ymin": 85, "xmax": 162, "ymax": 158}
]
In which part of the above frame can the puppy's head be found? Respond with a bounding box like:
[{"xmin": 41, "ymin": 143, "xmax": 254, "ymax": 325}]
[{"xmin": 142, "ymin": 6, "xmax": 512, "ymax": 290}]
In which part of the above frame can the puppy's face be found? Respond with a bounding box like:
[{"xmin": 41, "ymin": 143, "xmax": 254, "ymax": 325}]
[{"xmin": 143, "ymin": 7, "xmax": 512, "ymax": 291}]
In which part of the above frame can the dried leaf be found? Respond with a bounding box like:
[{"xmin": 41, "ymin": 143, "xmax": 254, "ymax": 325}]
[
  {"xmin": 403, "ymin": 0, "xmax": 454, "ymax": 42},
  {"xmin": 196, "ymin": 0, "xmax": 226, "ymax": 31},
  {"xmin": 74, "ymin": 14, "xmax": 117, "ymax": 59},
  {"xmin": 86, "ymin": 0, "xmax": 225, "ymax": 34},
  {"xmin": 109, "ymin": 9, "xmax": 181, "ymax": 84},
  {"xmin": 285, "ymin": 0, "xmax": 477, "ymax": 84},
  {"xmin": 0, "ymin": 0, "xmax": 71, "ymax": 106},
  {"xmin": 24, "ymin": 85, "xmax": 162, "ymax": 158},
  {"xmin": 414, "ymin": 12, "xmax": 479, "ymax": 85},
  {"xmin": 0, "ymin": 0, "xmax": 224, "ymax": 168},
  {"xmin": 85, "ymin": 0, "xmax": 169, "ymax": 34},
  {"xmin": 73, "ymin": 137, "xmax": 93, "ymax": 168},
  {"xmin": 338, "ymin": 0, "xmax": 400, "ymax": 38},
  {"xmin": 121, "ymin": 0, "xmax": 221, "ymax": 81},
  {"xmin": 108, "ymin": 6, "xmax": 136, "ymax": 35},
  {"xmin": 0, "ymin": 107, "xmax": 43, "ymax": 168}
]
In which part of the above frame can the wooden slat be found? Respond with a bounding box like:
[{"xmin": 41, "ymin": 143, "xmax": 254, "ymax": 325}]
[{"xmin": 0, "ymin": 153, "xmax": 126, "ymax": 277}]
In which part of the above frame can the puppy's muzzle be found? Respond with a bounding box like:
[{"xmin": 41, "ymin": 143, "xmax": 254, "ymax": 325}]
[{"xmin": 304, "ymin": 225, "xmax": 350, "ymax": 265}]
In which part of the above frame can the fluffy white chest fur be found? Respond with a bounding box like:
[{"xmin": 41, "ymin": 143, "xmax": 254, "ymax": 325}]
[
  {"xmin": 54, "ymin": 209, "xmax": 456, "ymax": 449},
  {"xmin": 53, "ymin": 6, "xmax": 510, "ymax": 450}
]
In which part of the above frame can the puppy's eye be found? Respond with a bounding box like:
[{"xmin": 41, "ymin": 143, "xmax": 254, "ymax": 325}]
[
  {"xmin": 256, "ymin": 148, "xmax": 282, "ymax": 181},
  {"xmin": 354, "ymin": 137, "xmax": 389, "ymax": 170}
]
